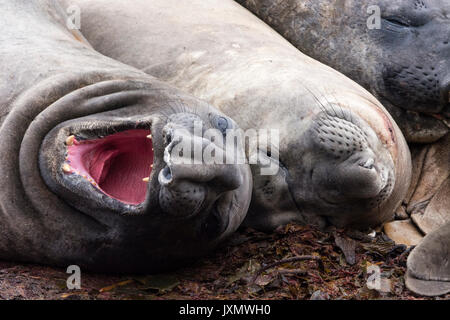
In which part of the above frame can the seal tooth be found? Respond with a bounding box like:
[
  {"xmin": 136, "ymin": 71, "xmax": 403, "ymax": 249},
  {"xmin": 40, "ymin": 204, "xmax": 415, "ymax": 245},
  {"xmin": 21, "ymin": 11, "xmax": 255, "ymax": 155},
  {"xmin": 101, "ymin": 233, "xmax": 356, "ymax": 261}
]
[
  {"xmin": 62, "ymin": 163, "xmax": 72, "ymax": 174},
  {"xmin": 142, "ymin": 177, "xmax": 149, "ymax": 182},
  {"xmin": 65, "ymin": 135, "xmax": 75, "ymax": 146}
]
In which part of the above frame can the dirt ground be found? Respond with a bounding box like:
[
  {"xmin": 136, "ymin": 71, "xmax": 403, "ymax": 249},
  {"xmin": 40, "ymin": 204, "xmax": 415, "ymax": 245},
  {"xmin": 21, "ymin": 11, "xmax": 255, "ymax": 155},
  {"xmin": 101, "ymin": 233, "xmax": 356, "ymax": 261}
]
[{"xmin": 0, "ymin": 223, "xmax": 447, "ymax": 300}]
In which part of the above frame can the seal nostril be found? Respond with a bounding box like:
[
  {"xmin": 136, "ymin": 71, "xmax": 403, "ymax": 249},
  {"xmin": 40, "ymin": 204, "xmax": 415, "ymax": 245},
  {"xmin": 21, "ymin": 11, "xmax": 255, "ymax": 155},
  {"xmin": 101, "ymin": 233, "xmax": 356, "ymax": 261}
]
[
  {"xmin": 163, "ymin": 166, "xmax": 172, "ymax": 180},
  {"xmin": 163, "ymin": 130, "xmax": 173, "ymax": 146},
  {"xmin": 359, "ymin": 158, "xmax": 375, "ymax": 170}
]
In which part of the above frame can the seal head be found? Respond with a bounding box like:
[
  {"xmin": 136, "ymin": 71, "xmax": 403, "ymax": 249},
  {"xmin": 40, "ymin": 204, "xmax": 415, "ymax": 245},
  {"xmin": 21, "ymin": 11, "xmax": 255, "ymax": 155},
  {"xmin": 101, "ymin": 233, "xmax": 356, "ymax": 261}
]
[
  {"xmin": 33, "ymin": 84, "xmax": 252, "ymax": 272},
  {"xmin": 277, "ymin": 105, "xmax": 396, "ymax": 229}
]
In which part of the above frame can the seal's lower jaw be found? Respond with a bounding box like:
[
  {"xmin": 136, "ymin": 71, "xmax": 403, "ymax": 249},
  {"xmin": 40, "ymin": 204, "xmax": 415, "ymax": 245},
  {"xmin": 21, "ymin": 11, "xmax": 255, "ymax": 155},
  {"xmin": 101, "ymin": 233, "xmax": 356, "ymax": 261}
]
[
  {"xmin": 307, "ymin": 163, "xmax": 395, "ymax": 229},
  {"xmin": 64, "ymin": 129, "xmax": 153, "ymax": 205},
  {"xmin": 312, "ymin": 152, "xmax": 394, "ymax": 205},
  {"xmin": 321, "ymin": 154, "xmax": 390, "ymax": 202}
]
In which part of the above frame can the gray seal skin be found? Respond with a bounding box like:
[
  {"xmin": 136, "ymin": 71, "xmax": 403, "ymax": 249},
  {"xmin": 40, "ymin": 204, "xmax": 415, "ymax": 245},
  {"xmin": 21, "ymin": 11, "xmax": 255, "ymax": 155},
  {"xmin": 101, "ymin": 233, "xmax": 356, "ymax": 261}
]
[
  {"xmin": 67, "ymin": 0, "xmax": 411, "ymax": 230},
  {"xmin": 404, "ymin": 139, "xmax": 450, "ymax": 296},
  {"xmin": 237, "ymin": 0, "xmax": 450, "ymax": 296},
  {"xmin": 0, "ymin": 0, "xmax": 252, "ymax": 273},
  {"xmin": 237, "ymin": 0, "xmax": 450, "ymax": 143},
  {"xmin": 406, "ymin": 221, "xmax": 450, "ymax": 296}
]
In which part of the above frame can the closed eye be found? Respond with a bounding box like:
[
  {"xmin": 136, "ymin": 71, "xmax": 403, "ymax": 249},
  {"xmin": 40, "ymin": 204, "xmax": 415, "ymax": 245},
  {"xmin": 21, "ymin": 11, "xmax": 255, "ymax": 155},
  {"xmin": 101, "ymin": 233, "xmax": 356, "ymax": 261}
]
[{"xmin": 384, "ymin": 16, "xmax": 411, "ymax": 28}]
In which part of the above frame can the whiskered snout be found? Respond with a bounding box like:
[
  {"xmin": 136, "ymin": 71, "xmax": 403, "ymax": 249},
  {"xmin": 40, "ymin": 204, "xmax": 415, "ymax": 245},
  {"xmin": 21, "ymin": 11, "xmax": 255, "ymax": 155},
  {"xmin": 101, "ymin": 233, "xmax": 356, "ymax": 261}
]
[
  {"xmin": 311, "ymin": 109, "xmax": 395, "ymax": 207},
  {"xmin": 158, "ymin": 119, "xmax": 243, "ymax": 218}
]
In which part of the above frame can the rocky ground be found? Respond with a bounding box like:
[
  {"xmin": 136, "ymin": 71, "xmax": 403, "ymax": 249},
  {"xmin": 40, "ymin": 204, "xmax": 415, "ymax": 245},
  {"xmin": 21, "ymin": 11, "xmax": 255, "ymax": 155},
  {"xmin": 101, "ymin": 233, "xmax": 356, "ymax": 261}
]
[{"xmin": 0, "ymin": 223, "xmax": 447, "ymax": 300}]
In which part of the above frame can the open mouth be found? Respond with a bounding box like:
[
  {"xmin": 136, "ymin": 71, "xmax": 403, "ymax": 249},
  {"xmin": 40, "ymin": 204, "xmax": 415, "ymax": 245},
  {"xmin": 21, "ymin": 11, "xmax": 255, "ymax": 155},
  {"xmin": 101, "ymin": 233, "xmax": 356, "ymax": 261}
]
[{"xmin": 63, "ymin": 129, "xmax": 153, "ymax": 205}]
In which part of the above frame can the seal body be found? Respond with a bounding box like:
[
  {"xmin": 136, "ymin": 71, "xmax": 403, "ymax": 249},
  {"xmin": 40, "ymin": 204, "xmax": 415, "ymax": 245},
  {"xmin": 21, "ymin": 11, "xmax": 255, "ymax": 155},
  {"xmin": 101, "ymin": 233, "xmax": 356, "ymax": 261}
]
[
  {"xmin": 0, "ymin": 0, "xmax": 252, "ymax": 272},
  {"xmin": 68, "ymin": 0, "xmax": 411, "ymax": 230},
  {"xmin": 237, "ymin": 0, "xmax": 450, "ymax": 143}
]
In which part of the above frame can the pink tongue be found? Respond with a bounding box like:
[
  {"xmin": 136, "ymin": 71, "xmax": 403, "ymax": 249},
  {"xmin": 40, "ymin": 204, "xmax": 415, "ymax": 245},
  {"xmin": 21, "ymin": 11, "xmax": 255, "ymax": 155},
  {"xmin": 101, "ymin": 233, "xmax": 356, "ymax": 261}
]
[{"xmin": 67, "ymin": 129, "xmax": 153, "ymax": 205}]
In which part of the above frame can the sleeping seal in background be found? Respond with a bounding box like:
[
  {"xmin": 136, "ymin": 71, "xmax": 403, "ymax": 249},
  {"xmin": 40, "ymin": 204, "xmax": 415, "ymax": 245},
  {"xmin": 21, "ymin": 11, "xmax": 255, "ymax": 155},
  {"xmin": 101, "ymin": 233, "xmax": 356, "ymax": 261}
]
[
  {"xmin": 237, "ymin": 0, "xmax": 450, "ymax": 296},
  {"xmin": 0, "ymin": 0, "xmax": 252, "ymax": 273},
  {"xmin": 237, "ymin": 0, "xmax": 449, "ymax": 143},
  {"xmin": 67, "ymin": 0, "xmax": 412, "ymax": 231}
]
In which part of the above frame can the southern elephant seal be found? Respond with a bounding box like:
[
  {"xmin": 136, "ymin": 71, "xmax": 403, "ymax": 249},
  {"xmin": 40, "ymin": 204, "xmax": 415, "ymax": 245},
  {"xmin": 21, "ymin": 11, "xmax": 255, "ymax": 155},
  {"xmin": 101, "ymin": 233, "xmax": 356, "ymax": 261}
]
[
  {"xmin": 237, "ymin": 0, "xmax": 450, "ymax": 295},
  {"xmin": 237, "ymin": 0, "xmax": 450, "ymax": 143},
  {"xmin": 0, "ymin": 0, "xmax": 252, "ymax": 273},
  {"xmin": 67, "ymin": 0, "xmax": 411, "ymax": 230}
]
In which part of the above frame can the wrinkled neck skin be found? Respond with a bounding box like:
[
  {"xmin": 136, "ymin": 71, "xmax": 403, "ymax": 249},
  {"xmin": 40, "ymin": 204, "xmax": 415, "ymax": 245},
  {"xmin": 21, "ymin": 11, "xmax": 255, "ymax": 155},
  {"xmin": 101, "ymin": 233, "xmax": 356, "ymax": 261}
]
[
  {"xmin": 0, "ymin": 0, "xmax": 252, "ymax": 272},
  {"xmin": 238, "ymin": 0, "xmax": 450, "ymax": 143},
  {"xmin": 68, "ymin": 0, "xmax": 411, "ymax": 230}
]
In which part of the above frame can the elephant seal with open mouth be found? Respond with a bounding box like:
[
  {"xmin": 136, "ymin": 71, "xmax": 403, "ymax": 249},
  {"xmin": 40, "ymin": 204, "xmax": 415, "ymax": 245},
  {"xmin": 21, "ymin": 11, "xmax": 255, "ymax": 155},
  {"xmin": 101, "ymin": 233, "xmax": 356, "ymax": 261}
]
[
  {"xmin": 67, "ymin": 0, "xmax": 411, "ymax": 230},
  {"xmin": 0, "ymin": 0, "xmax": 252, "ymax": 273}
]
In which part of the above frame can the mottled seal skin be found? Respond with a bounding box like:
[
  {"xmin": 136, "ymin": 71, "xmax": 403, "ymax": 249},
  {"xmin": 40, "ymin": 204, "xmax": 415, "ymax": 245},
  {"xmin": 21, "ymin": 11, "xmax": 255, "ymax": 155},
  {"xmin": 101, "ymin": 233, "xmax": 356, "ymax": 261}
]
[
  {"xmin": 0, "ymin": 0, "xmax": 252, "ymax": 273},
  {"xmin": 67, "ymin": 0, "xmax": 411, "ymax": 230},
  {"xmin": 238, "ymin": 0, "xmax": 450, "ymax": 143}
]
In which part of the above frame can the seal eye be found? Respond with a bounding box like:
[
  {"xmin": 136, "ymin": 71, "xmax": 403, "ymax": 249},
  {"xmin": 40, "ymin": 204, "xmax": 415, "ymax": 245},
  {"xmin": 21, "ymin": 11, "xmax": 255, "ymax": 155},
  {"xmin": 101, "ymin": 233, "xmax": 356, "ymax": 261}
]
[
  {"xmin": 384, "ymin": 16, "xmax": 411, "ymax": 28},
  {"xmin": 216, "ymin": 116, "xmax": 230, "ymax": 135}
]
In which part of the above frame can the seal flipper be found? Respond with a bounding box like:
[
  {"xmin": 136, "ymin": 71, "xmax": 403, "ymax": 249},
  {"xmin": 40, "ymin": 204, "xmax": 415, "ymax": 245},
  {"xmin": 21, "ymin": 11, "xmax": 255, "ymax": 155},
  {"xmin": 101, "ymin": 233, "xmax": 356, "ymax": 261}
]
[
  {"xmin": 406, "ymin": 220, "xmax": 450, "ymax": 296},
  {"xmin": 408, "ymin": 135, "xmax": 450, "ymax": 234}
]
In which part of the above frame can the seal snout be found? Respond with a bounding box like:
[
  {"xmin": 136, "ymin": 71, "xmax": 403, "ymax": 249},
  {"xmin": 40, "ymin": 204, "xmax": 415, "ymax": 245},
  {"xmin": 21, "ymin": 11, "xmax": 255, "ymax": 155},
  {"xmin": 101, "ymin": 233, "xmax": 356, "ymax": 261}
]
[
  {"xmin": 337, "ymin": 150, "xmax": 389, "ymax": 200},
  {"xmin": 313, "ymin": 109, "xmax": 369, "ymax": 160},
  {"xmin": 311, "ymin": 109, "xmax": 395, "ymax": 205},
  {"xmin": 158, "ymin": 115, "xmax": 243, "ymax": 218}
]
